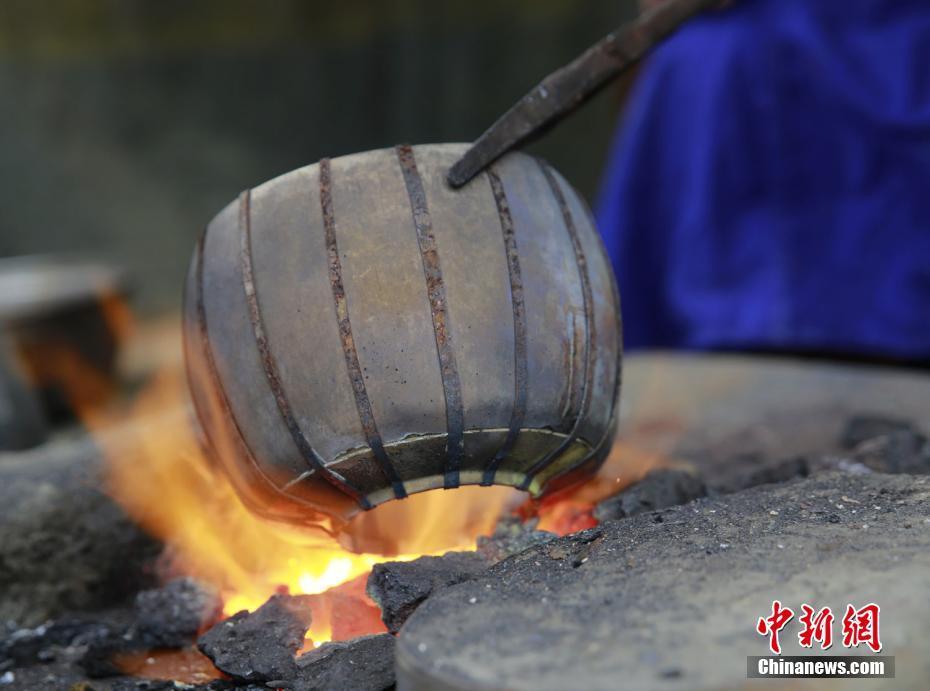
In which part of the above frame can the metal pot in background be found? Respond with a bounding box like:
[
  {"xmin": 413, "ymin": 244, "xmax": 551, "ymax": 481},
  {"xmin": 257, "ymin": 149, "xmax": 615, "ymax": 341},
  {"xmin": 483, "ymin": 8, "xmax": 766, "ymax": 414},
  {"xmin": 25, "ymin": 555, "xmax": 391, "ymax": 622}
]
[
  {"xmin": 0, "ymin": 334, "xmax": 47, "ymax": 451},
  {"xmin": 0, "ymin": 255, "xmax": 131, "ymax": 435}
]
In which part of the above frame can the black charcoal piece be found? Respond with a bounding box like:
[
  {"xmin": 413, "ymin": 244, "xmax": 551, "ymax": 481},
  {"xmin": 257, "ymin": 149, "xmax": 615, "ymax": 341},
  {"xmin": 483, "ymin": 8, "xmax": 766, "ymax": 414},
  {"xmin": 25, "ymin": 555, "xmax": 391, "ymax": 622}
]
[
  {"xmin": 849, "ymin": 430, "xmax": 930, "ymax": 475},
  {"xmin": 737, "ymin": 455, "xmax": 810, "ymax": 488},
  {"xmin": 1, "ymin": 617, "xmax": 112, "ymax": 669},
  {"xmin": 197, "ymin": 594, "xmax": 312, "ymax": 682},
  {"xmin": 287, "ymin": 633, "xmax": 395, "ymax": 691},
  {"xmin": 367, "ymin": 552, "xmax": 489, "ymax": 634},
  {"xmin": 78, "ymin": 628, "xmax": 137, "ymax": 679},
  {"xmin": 594, "ymin": 468, "xmax": 706, "ymax": 522},
  {"xmin": 135, "ymin": 577, "xmax": 222, "ymax": 648},
  {"xmin": 476, "ymin": 516, "xmax": 557, "ymax": 563},
  {"xmin": 840, "ymin": 414, "xmax": 920, "ymax": 449},
  {"xmin": 108, "ymin": 682, "xmax": 180, "ymax": 691}
]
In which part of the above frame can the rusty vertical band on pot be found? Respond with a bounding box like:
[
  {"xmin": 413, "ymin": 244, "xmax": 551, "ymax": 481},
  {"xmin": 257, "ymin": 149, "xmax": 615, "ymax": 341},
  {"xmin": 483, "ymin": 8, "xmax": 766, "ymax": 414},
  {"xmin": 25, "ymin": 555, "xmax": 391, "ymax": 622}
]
[
  {"xmin": 319, "ymin": 158, "xmax": 407, "ymax": 500},
  {"xmin": 193, "ymin": 229, "xmax": 323, "ymax": 513},
  {"xmin": 396, "ymin": 144, "xmax": 465, "ymax": 489},
  {"xmin": 238, "ymin": 190, "xmax": 370, "ymax": 508},
  {"xmin": 482, "ymin": 167, "xmax": 528, "ymax": 486},
  {"xmin": 546, "ymin": 203, "xmax": 624, "ymax": 486},
  {"xmin": 519, "ymin": 161, "xmax": 596, "ymax": 492}
]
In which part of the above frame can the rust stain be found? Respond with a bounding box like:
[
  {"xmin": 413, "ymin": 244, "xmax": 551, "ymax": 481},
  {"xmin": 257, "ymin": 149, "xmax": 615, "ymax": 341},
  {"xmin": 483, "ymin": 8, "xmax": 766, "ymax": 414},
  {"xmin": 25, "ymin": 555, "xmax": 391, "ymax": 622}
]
[
  {"xmin": 320, "ymin": 158, "xmax": 406, "ymax": 499},
  {"xmin": 238, "ymin": 189, "xmax": 370, "ymax": 508},
  {"xmin": 396, "ymin": 144, "xmax": 465, "ymax": 489},
  {"xmin": 520, "ymin": 160, "xmax": 596, "ymax": 492},
  {"xmin": 191, "ymin": 227, "xmax": 334, "ymax": 514},
  {"xmin": 543, "ymin": 195, "xmax": 624, "ymax": 491},
  {"xmin": 482, "ymin": 166, "xmax": 528, "ymax": 485}
]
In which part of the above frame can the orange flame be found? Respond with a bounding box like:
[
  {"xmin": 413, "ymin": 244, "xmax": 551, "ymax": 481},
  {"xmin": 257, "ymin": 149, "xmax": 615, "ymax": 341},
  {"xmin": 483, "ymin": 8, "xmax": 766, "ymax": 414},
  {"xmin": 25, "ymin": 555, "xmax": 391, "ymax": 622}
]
[
  {"xmin": 76, "ymin": 314, "xmax": 677, "ymax": 650},
  {"xmin": 93, "ymin": 366, "xmax": 519, "ymax": 645}
]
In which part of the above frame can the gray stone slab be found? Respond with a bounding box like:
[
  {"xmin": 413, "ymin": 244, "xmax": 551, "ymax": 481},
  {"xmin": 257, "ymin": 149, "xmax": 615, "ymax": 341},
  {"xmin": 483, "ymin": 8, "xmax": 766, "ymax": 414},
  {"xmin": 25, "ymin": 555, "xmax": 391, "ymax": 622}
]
[
  {"xmin": 397, "ymin": 472, "xmax": 930, "ymax": 691},
  {"xmin": 596, "ymin": 354, "xmax": 930, "ymax": 508}
]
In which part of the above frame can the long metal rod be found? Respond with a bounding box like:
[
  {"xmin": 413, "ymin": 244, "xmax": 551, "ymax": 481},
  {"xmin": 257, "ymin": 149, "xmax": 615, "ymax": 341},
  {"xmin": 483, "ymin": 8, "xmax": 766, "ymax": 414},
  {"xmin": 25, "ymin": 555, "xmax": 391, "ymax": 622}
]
[{"xmin": 447, "ymin": 0, "xmax": 719, "ymax": 188}]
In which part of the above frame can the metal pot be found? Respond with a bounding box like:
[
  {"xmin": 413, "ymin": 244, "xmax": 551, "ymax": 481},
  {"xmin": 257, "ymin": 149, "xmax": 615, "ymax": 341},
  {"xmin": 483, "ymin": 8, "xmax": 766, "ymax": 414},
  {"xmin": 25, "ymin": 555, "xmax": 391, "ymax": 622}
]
[
  {"xmin": 183, "ymin": 143, "xmax": 621, "ymax": 529},
  {"xmin": 0, "ymin": 255, "xmax": 129, "ymax": 431}
]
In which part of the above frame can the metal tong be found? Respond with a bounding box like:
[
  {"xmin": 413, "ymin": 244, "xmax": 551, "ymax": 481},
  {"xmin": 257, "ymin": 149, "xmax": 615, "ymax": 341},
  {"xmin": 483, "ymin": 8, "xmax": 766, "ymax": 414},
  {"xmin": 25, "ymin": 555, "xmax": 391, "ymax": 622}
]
[{"xmin": 447, "ymin": 0, "xmax": 720, "ymax": 188}]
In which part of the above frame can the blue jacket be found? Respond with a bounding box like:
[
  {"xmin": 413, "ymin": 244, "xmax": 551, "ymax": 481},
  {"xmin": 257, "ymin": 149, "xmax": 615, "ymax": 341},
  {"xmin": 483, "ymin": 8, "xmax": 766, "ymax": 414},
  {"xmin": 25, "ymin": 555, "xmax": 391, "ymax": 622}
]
[{"xmin": 596, "ymin": 0, "xmax": 930, "ymax": 357}]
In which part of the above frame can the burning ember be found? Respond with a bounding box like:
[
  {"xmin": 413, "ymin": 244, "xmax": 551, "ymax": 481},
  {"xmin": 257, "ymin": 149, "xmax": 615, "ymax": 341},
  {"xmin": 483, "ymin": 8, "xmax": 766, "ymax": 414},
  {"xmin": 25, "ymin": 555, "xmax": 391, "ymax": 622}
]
[
  {"xmin": 81, "ymin": 360, "xmax": 662, "ymax": 652},
  {"xmin": 91, "ymin": 369, "xmax": 525, "ymax": 646},
  {"xmin": 6, "ymin": 310, "xmax": 924, "ymax": 690},
  {"xmin": 37, "ymin": 302, "xmax": 663, "ymax": 669}
]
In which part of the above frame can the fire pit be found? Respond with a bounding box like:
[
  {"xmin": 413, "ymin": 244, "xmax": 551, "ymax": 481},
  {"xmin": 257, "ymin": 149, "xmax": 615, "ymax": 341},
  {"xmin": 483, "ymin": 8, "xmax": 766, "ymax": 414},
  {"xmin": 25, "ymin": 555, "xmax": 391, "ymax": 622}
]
[{"xmin": 1, "ymin": 337, "xmax": 929, "ymax": 690}]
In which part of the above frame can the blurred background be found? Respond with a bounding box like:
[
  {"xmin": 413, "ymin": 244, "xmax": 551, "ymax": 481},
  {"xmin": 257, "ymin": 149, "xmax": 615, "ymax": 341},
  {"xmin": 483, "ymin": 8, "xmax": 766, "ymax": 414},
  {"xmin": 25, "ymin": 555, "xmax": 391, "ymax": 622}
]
[
  {"xmin": 2, "ymin": 0, "xmax": 928, "ymax": 452},
  {"xmin": 0, "ymin": 0, "xmax": 635, "ymax": 313}
]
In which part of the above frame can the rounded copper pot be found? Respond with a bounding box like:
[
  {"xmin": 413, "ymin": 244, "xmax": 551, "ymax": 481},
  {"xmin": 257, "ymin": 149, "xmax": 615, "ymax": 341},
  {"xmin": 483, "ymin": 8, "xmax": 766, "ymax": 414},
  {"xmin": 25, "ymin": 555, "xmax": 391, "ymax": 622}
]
[{"xmin": 183, "ymin": 143, "xmax": 621, "ymax": 530}]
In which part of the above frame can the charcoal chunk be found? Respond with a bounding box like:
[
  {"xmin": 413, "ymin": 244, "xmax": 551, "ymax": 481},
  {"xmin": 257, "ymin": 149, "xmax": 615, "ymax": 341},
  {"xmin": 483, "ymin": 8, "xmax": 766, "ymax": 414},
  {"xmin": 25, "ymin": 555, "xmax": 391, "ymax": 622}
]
[
  {"xmin": 739, "ymin": 455, "xmax": 810, "ymax": 488},
  {"xmin": 78, "ymin": 580, "xmax": 222, "ymax": 677},
  {"xmin": 367, "ymin": 552, "xmax": 489, "ymax": 633},
  {"xmin": 108, "ymin": 682, "xmax": 181, "ymax": 691},
  {"xmin": 197, "ymin": 594, "xmax": 312, "ymax": 682},
  {"xmin": 594, "ymin": 468, "xmax": 706, "ymax": 522},
  {"xmin": 135, "ymin": 577, "xmax": 222, "ymax": 648},
  {"xmin": 78, "ymin": 629, "xmax": 137, "ymax": 679},
  {"xmin": 840, "ymin": 414, "xmax": 919, "ymax": 449},
  {"xmin": 849, "ymin": 431, "xmax": 930, "ymax": 475},
  {"xmin": 289, "ymin": 633, "xmax": 395, "ymax": 691},
  {"xmin": 477, "ymin": 516, "xmax": 557, "ymax": 563},
  {"xmin": 0, "ymin": 617, "xmax": 112, "ymax": 669},
  {"xmin": 0, "ymin": 663, "xmax": 85, "ymax": 690}
]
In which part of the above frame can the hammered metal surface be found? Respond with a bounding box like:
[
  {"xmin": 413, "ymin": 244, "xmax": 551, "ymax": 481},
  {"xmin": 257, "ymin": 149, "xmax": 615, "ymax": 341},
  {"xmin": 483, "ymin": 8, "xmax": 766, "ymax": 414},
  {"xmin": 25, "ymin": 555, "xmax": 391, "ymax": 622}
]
[{"xmin": 183, "ymin": 143, "xmax": 622, "ymax": 526}]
